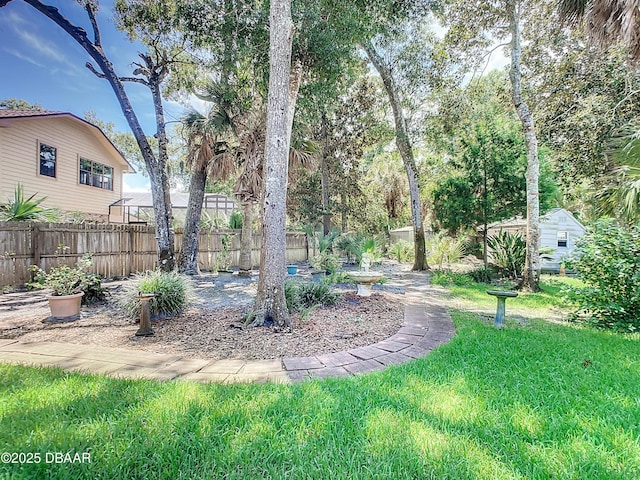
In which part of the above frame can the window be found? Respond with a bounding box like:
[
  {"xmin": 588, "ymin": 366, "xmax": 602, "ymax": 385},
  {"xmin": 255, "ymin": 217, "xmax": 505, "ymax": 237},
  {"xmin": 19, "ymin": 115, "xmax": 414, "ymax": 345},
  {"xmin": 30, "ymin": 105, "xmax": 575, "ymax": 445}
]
[
  {"xmin": 557, "ymin": 231, "xmax": 568, "ymax": 248},
  {"xmin": 79, "ymin": 158, "xmax": 114, "ymax": 191},
  {"xmin": 39, "ymin": 143, "xmax": 57, "ymax": 177}
]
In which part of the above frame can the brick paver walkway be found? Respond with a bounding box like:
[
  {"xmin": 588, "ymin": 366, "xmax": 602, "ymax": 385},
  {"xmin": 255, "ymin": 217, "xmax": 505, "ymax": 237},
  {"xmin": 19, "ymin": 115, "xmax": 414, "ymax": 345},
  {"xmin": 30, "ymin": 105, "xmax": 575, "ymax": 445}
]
[{"xmin": 0, "ymin": 278, "xmax": 454, "ymax": 384}]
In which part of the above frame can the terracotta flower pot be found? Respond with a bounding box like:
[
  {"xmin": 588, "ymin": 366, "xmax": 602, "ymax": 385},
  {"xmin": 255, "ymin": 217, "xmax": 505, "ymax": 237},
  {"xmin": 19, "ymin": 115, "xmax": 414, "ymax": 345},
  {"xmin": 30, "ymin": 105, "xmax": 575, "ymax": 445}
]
[{"xmin": 46, "ymin": 292, "xmax": 84, "ymax": 320}]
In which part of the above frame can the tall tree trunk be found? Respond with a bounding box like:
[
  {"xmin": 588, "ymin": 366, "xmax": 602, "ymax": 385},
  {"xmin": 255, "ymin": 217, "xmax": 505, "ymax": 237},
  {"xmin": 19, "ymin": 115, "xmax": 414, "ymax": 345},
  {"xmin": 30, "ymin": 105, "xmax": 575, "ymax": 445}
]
[
  {"xmin": 364, "ymin": 41, "xmax": 428, "ymax": 271},
  {"xmin": 16, "ymin": 0, "xmax": 175, "ymax": 271},
  {"xmin": 509, "ymin": 0, "xmax": 540, "ymax": 292},
  {"xmin": 320, "ymin": 112, "xmax": 332, "ymax": 235},
  {"xmin": 252, "ymin": 0, "xmax": 294, "ymax": 329},
  {"xmin": 238, "ymin": 200, "xmax": 255, "ymax": 275},
  {"xmin": 321, "ymin": 156, "xmax": 331, "ymax": 235},
  {"xmin": 320, "ymin": 113, "xmax": 331, "ymax": 235},
  {"xmin": 341, "ymin": 192, "xmax": 347, "ymax": 232},
  {"xmin": 178, "ymin": 163, "xmax": 207, "ymax": 275},
  {"xmin": 148, "ymin": 72, "xmax": 176, "ymax": 271}
]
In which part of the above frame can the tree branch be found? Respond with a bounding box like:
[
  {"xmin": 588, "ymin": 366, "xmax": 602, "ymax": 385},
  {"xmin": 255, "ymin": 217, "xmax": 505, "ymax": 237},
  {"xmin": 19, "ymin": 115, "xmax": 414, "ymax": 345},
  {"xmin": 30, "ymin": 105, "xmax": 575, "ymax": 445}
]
[
  {"xmin": 0, "ymin": 0, "xmax": 15, "ymax": 8},
  {"xmin": 86, "ymin": 62, "xmax": 149, "ymax": 85},
  {"xmin": 468, "ymin": 42, "xmax": 510, "ymax": 84},
  {"xmin": 84, "ymin": 1, "xmax": 101, "ymax": 47}
]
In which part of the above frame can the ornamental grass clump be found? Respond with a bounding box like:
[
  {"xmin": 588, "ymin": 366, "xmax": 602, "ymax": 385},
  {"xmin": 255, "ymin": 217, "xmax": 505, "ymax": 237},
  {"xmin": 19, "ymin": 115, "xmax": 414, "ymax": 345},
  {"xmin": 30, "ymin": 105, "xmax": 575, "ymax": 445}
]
[
  {"xmin": 116, "ymin": 270, "xmax": 194, "ymax": 319},
  {"xmin": 388, "ymin": 240, "xmax": 414, "ymax": 263},
  {"xmin": 284, "ymin": 280, "xmax": 339, "ymax": 314},
  {"xmin": 487, "ymin": 230, "xmax": 526, "ymax": 279}
]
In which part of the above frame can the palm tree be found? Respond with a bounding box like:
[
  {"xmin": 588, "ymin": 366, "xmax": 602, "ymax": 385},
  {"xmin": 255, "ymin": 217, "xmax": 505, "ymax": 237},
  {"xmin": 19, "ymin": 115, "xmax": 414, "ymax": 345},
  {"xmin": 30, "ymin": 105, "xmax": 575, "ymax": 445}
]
[
  {"xmin": 233, "ymin": 109, "xmax": 266, "ymax": 276},
  {"xmin": 178, "ymin": 109, "xmax": 236, "ymax": 275},
  {"xmin": 593, "ymin": 126, "xmax": 640, "ymax": 223},
  {"xmin": 233, "ymin": 109, "xmax": 316, "ymax": 277},
  {"xmin": 558, "ymin": 0, "xmax": 640, "ymax": 61}
]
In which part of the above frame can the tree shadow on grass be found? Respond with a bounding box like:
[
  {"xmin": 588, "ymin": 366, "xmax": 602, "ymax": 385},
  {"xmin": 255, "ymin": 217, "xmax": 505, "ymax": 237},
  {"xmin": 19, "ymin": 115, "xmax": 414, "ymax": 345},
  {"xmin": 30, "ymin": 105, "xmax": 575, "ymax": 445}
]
[{"xmin": 1, "ymin": 313, "xmax": 639, "ymax": 479}]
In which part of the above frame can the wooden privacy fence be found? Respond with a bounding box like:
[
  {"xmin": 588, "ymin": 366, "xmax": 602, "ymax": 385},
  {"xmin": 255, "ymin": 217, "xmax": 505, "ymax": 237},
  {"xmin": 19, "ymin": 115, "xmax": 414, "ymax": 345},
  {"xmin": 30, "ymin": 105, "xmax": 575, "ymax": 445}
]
[{"xmin": 0, "ymin": 222, "xmax": 309, "ymax": 287}]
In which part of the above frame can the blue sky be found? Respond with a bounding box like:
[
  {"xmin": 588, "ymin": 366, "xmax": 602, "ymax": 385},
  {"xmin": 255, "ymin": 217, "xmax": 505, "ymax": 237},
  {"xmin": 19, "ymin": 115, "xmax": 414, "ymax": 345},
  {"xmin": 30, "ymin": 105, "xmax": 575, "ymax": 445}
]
[
  {"xmin": 0, "ymin": 0, "xmax": 188, "ymax": 191},
  {"xmin": 0, "ymin": 2, "xmax": 510, "ymax": 193}
]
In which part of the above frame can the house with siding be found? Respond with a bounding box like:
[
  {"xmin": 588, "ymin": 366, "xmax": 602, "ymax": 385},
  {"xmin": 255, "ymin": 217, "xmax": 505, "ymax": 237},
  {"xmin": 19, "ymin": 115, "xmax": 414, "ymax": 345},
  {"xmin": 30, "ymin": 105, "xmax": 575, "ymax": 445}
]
[
  {"xmin": 484, "ymin": 208, "xmax": 586, "ymax": 272},
  {"xmin": 0, "ymin": 110, "xmax": 134, "ymax": 222}
]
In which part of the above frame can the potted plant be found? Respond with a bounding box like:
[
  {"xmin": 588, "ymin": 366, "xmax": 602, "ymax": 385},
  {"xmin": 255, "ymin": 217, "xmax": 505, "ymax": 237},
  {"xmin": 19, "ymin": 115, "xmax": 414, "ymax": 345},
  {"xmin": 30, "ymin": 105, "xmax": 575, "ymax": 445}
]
[
  {"xmin": 287, "ymin": 264, "xmax": 298, "ymax": 275},
  {"xmin": 310, "ymin": 251, "xmax": 341, "ymax": 276},
  {"xmin": 29, "ymin": 254, "xmax": 96, "ymax": 320}
]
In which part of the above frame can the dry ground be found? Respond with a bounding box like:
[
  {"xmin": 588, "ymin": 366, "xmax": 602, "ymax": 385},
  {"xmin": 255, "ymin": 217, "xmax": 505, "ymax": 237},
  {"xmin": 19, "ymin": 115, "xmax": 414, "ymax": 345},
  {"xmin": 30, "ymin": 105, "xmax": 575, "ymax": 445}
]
[{"xmin": 0, "ymin": 276, "xmax": 405, "ymax": 360}]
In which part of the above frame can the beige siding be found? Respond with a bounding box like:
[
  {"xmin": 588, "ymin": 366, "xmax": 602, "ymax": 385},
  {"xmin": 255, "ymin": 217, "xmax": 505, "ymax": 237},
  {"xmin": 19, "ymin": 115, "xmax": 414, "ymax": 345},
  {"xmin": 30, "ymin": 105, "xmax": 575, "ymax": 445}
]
[{"xmin": 0, "ymin": 116, "xmax": 126, "ymax": 216}]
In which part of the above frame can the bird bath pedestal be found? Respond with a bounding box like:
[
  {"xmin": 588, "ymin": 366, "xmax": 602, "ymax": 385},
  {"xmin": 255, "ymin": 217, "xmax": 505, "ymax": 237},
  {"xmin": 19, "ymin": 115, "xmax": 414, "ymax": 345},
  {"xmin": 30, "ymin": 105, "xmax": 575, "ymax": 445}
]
[
  {"xmin": 346, "ymin": 271, "xmax": 384, "ymax": 297},
  {"xmin": 486, "ymin": 290, "xmax": 518, "ymax": 328},
  {"xmin": 346, "ymin": 253, "xmax": 383, "ymax": 297},
  {"xmin": 135, "ymin": 293, "xmax": 156, "ymax": 336}
]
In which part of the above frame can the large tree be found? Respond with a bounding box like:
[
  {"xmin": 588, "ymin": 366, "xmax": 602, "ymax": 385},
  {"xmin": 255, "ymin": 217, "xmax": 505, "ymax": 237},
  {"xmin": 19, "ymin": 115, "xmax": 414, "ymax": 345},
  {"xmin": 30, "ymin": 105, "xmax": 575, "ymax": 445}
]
[
  {"xmin": 251, "ymin": 0, "xmax": 294, "ymax": 329},
  {"xmin": 363, "ymin": 23, "xmax": 439, "ymax": 271},
  {"xmin": 508, "ymin": 0, "xmax": 541, "ymax": 291},
  {"xmin": 429, "ymin": 73, "xmax": 558, "ymax": 264},
  {"xmin": 178, "ymin": 108, "xmax": 236, "ymax": 275},
  {"xmin": 2, "ymin": 0, "xmax": 179, "ymax": 270},
  {"xmin": 440, "ymin": 0, "xmax": 544, "ymax": 291}
]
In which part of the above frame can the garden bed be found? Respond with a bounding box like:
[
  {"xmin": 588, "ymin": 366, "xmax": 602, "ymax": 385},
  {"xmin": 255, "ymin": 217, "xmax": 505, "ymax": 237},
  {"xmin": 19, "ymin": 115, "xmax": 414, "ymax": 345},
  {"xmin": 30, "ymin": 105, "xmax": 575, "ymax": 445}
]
[{"xmin": 0, "ymin": 277, "xmax": 405, "ymax": 360}]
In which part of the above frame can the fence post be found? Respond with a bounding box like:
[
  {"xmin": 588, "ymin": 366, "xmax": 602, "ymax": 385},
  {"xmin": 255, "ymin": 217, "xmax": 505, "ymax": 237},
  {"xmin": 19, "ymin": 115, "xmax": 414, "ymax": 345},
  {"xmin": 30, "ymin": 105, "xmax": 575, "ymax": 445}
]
[
  {"xmin": 32, "ymin": 224, "xmax": 41, "ymax": 268},
  {"xmin": 128, "ymin": 227, "xmax": 134, "ymax": 277}
]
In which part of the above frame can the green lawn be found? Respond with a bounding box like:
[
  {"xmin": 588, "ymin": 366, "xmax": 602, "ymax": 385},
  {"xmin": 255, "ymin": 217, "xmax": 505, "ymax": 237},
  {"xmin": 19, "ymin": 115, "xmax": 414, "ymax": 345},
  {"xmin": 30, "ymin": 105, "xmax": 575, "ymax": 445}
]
[
  {"xmin": 433, "ymin": 274, "xmax": 585, "ymax": 320},
  {"xmin": 1, "ymin": 277, "xmax": 640, "ymax": 479}
]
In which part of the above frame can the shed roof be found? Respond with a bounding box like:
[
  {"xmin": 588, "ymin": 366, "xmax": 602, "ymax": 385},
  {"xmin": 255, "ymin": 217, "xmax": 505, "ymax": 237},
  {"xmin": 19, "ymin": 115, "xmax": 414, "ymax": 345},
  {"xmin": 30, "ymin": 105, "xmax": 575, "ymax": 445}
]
[{"xmin": 483, "ymin": 208, "xmax": 585, "ymax": 231}]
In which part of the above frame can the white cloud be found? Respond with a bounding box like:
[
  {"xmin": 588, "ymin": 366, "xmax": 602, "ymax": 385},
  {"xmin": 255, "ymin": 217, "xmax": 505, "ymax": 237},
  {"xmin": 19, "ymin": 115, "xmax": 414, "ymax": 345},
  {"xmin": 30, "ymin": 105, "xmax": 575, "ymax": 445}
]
[
  {"xmin": 2, "ymin": 47, "xmax": 46, "ymax": 68},
  {"xmin": 15, "ymin": 30, "xmax": 82, "ymax": 74},
  {"xmin": 0, "ymin": 8, "xmax": 83, "ymax": 76},
  {"xmin": 123, "ymin": 173, "xmax": 150, "ymax": 193}
]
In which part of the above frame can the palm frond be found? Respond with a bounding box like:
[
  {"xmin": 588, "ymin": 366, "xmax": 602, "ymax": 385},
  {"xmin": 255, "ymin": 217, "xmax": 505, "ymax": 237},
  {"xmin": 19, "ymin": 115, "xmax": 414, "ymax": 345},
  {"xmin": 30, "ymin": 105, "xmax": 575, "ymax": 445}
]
[{"xmin": 559, "ymin": 0, "xmax": 640, "ymax": 61}]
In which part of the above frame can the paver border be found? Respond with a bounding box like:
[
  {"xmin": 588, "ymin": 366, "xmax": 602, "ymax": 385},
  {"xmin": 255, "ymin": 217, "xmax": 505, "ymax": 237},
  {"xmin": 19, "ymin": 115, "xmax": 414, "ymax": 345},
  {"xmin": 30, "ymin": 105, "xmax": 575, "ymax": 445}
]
[{"xmin": 0, "ymin": 291, "xmax": 455, "ymax": 384}]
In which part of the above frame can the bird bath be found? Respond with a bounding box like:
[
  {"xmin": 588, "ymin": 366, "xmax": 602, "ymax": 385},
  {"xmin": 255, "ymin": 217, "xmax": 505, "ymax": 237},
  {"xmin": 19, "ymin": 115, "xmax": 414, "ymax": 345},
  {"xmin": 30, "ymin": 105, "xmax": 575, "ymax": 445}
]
[{"xmin": 346, "ymin": 253, "xmax": 383, "ymax": 297}]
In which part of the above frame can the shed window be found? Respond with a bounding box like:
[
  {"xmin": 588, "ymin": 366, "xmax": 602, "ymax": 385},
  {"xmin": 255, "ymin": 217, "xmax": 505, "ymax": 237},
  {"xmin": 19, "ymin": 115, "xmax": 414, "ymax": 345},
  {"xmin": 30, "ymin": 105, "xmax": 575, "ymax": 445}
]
[
  {"xmin": 79, "ymin": 158, "xmax": 113, "ymax": 191},
  {"xmin": 39, "ymin": 143, "xmax": 57, "ymax": 178},
  {"xmin": 557, "ymin": 231, "xmax": 568, "ymax": 247}
]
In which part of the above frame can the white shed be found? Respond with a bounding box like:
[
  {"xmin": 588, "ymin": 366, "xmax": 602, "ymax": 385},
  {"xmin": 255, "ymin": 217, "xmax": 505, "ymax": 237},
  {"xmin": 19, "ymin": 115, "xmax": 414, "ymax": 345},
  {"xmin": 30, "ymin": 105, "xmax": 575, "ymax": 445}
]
[
  {"xmin": 389, "ymin": 226, "xmax": 433, "ymax": 244},
  {"xmin": 485, "ymin": 208, "xmax": 586, "ymax": 272}
]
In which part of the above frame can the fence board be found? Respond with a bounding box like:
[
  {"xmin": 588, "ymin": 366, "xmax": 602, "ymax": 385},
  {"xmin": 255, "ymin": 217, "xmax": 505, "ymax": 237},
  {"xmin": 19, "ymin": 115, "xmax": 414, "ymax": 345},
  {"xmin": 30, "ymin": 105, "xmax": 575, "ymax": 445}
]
[{"xmin": 0, "ymin": 222, "xmax": 308, "ymax": 287}]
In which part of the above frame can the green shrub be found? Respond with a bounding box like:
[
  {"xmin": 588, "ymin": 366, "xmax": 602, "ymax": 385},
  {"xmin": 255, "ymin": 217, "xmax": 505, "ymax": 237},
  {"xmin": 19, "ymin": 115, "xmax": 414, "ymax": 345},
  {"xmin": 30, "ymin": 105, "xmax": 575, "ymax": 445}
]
[
  {"xmin": 430, "ymin": 271, "xmax": 474, "ymax": 287},
  {"xmin": 335, "ymin": 231, "xmax": 385, "ymax": 265},
  {"xmin": 563, "ymin": 220, "xmax": 640, "ymax": 332},
  {"xmin": 228, "ymin": 211, "xmax": 243, "ymax": 229},
  {"xmin": 310, "ymin": 250, "xmax": 341, "ymax": 273},
  {"xmin": 335, "ymin": 231, "xmax": 365, "ymax": 264},
  {"xmin": 467, "ymin": 266, "xmax": 497, "ymax": 284},
  {"xmin": 29, "ymin": 253, "xmax": 106, "ymax": 304},
  {"xmin": 487, "ymin": 230, "xmax": 526, "ymax": 279},
  {"xmin": 116, "ymin": 270, "xmax": 193, "ymax": 319},
  {"xmin": 388, "ymin": 240, "xmax": 414, "ymax": 263},
  {"xmin": 427, "ymin": 232, "xmax": 466, "ymax": 269},
  {"xmin": 82, "ymin": 273, "xmax": 108, "ymax": 305},
  {"xmin": 284, "ymin": 280, "xmax": 339, "ymax": 314}
]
